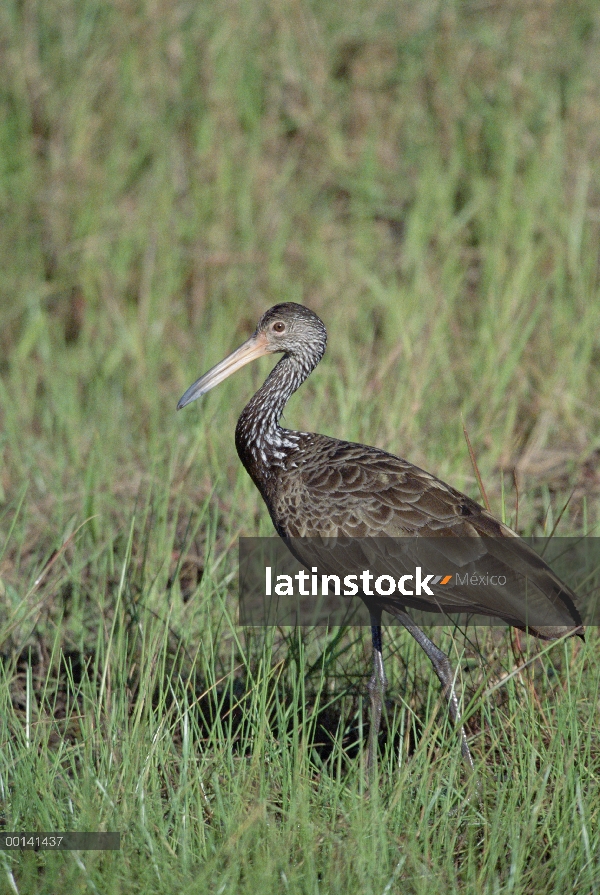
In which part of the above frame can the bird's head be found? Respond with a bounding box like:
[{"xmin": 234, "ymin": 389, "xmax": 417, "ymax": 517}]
[{"xmin": 177, "ymin": 303, "xmax": 327, "ymax": 409}]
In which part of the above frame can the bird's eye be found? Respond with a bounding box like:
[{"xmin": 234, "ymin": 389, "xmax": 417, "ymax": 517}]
[{"xmin": 272, "ymin": 321, "xmax": 285, "ymax": 333}]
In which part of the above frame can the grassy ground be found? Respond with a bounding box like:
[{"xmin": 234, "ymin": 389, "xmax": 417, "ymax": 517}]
[{"xmin": 1, "ymin": 0, "xmax": 600, "ymax": 892}]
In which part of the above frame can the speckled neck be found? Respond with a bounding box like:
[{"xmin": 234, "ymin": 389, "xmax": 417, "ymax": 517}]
[{"xmin": 234, "ymin": 348, "xmax": 320, "ymax": 484}]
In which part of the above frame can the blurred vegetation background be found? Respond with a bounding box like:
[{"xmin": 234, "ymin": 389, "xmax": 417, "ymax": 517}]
[
  {"xmin": 2, "ymin": 0, "xmax": 600, "ymax": 536},
  {"xmin": 1, "ymin": 1, "xmax": 600, "ymax": 892}
]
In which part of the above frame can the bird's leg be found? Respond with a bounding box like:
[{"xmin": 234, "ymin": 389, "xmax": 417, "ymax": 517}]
[
  {"xmin": 394, "ymin": 609, "xmax": 474, "ymax": 772},
  {"xmin": 366, "ymin": 613, "xmax": 388, "ymax": 779}
]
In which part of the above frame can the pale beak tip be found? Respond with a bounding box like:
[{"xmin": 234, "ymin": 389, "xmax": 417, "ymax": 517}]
[
  {"xmin": 177, "ymin": 394, "xmax": 196, "ymax": 411},
  {"xmin": 177, "ymin": 389, "xmax": 197, "ymax": 411}
]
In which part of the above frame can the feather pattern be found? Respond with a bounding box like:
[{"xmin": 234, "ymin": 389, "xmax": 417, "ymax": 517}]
[
  {"xmin": 179, "ymin": 302, "xmax": 584, "ymax": 775},
  {"xmin": 225, "ymin": 306, "xmax": 582, "ymax": 639}
]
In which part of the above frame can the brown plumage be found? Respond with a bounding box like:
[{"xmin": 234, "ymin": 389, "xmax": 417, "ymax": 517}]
[{"xmin": 178, "ymin": 302, "xmax": 583, "ymax": 773}]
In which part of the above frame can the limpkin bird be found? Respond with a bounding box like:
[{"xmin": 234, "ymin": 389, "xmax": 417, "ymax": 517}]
[{"xmin": 178, "ymin": 303, "xmax": 583, "ymax": 772}]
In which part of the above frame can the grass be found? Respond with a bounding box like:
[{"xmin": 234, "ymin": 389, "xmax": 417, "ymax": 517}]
[{"xmin": 1, "ymin": 0, "xmax": 600, "ymax": 891}]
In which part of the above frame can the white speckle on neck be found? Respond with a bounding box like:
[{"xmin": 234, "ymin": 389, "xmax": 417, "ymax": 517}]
[{"xmin": 234, "ymin": 345, "xmax": 324, "ymax": 478}]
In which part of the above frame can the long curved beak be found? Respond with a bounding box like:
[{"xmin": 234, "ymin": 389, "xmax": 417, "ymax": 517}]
[{"xmin": 177, "ymin": 332, "xmax": 272, "ymax": 410}]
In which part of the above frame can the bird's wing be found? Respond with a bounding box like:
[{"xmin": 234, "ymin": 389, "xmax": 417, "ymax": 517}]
[
  {"xmin": 278, "ymin": 437, "xmax": 503, "ymax": 538},
  {"xmin": 274, "ymin": 437, "xmax": 582, "ymax": 635}
]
